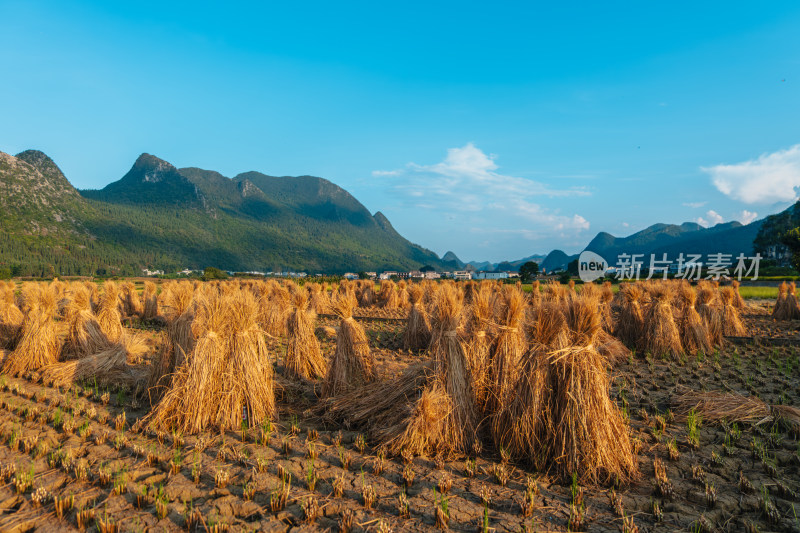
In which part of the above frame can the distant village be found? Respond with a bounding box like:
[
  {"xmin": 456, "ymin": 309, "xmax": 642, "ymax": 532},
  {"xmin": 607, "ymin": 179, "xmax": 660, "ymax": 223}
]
[{"xmin": 141, "ymin": 266, "xmax": 524, "ymax": 280}]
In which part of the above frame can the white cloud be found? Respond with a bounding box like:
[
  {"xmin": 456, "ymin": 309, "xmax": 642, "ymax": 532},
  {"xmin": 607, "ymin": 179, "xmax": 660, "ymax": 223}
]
[
  {"xmin": 695, "ymin": 209, "xmax": 724, "ymax": 228},
  {"xmin": 682, "ymin": 201, "xmax": 707, "ymax": 208},
  {"xmin": 738, "ymin": 209, "xmax": 758, "ymax": 224},
  {"xmin": 383, "ymin": 143, "xmax": 591, "ymax": 235},
  {"xmin": 372, "ymin": 169, "xmax": 403, "ymax": 177},
  {"xmin": 702, "ymin": 144, "xmax": 800, "ymax": 204}
]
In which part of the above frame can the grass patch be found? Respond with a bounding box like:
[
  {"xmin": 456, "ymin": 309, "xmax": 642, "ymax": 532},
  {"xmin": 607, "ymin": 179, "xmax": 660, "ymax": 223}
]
[{"xmin": 738, "ymin": 286, "xmax": 778, "ymax": 300}]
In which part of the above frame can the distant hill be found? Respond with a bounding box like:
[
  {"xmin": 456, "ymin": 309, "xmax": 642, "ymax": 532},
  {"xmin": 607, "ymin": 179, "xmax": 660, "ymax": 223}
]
[
  {"xmin": 753, "ymin": 201, "xmax": 800, "ymax": 254},
  {"xmin": 1, "ymin": 150, "xmax": 445, "ymax": 276},
  {"xmin": 584, "ymin": 220, "xmax": 762, "ymax": 265},
  {"xmin": 541, "ymin": 250, "xmax": 576, "ymax": 273},
  {"xmin": 441, "ymin": 251, "xmax": 465, "ymax": 270}
]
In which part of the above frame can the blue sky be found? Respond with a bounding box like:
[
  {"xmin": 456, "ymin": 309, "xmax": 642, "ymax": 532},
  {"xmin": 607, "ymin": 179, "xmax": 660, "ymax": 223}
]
[{"xmin": 1, "ymin": 1, "xmax": 799, "ymax": 263}]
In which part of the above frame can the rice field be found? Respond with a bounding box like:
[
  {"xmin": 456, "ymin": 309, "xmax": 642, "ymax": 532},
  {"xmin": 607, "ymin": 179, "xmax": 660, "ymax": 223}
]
[{"xmin": 0, "ymin": 277, "xmax": 799, "ymax": 532}]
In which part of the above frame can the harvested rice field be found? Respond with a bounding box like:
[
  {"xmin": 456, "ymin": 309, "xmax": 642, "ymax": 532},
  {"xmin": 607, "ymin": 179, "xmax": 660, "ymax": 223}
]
[{"xmin": 1, "ymin": 278, "xmax": 800, "ymax": 532}]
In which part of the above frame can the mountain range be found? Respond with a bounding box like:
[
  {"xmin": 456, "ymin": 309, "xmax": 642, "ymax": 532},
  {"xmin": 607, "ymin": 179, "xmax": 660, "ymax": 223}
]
[
  {"xmin": 455, "ymin": 219, "xmax": 765, "ymax": 273},
  {"xmin": 0, "ymin": 147, "xmax": 787, "ymax": 278},
  {"xmin": 0, "ymin": 150, "xmax": 444, "ymax": 276}
]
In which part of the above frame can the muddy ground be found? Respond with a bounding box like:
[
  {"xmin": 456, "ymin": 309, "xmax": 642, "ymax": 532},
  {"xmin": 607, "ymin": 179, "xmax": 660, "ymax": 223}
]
[{"xmin": 1, "ymin": 301, "xmax": 799, "ymax": 532}]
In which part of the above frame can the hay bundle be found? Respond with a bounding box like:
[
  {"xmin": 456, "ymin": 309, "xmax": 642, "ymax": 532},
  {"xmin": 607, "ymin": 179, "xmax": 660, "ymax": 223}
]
[
  {"xmin": 142, "ymin": 281, "xmax": 159, "ymax": 320},
  {"xmin": 600, "ymin": 281, "xmax": 615, "ymax": 332},
  {"xmin": 719, "ymin": 287, "xmax": 747, "ymax": 336},
  {"xmin": 402, "ymin": 284, "xmax": 431, "ymax": 352},
  {"xmin": 322, "ymin": 292, "xmax": 375, "ymax": 397},
  {"xmin": 493, "ymin": 300, "xmax": 568, "ymax": 458},
  {"xmin": 121, "ymin": 282, "xmax": 143, "ymax": 318},
  {"xmin": 285, "ymin": 291, "xmax": 326, "ymax": 380},
  {"xmin": 376, "ymin": 284, "xmax": 477, "ymax": 455},
  {"xmin": 323, "ymin": 285, "xmax": 478, "ymax": 456},
  {"xmin": 731, "ymin": 280, "xmax": 746, "ymax": 309},
  {"xmin": 308, "ymin": 283, "xmax": 330, "ymax": 314},
  {"xmin": 676, "ymin": 284, "xmax": 712, "ymax": 355},
  {"xmin": 356, "ymin": 280, "xmax": 376, "ymax": 307},
  {"xmin": 641, "ymin": 285, "xmax": 683, "ymax": 359},
  {"xmin": 464, "ymin": 286, "xmax": 493, "ymax": 410},
  {"xmin": 544, "ymin": 297, "xmax": 639, "ymax": 484},
  {"xmin": 0, "ymin": 285, "xmax": 23, "ymax": 350},
  {"xmin": 673, "ymin": 390, "xmax": 800, "ymax": 430},
  {"xmin": 62, "ymin": 285, "xmax": 112, "ymax": 358},
  {"xmin": 696, "ymin": 285, "xmax": 724, "ymax": 345},
  {"xmin": 41, "ymin": 333, "xmax": 149, "ymax": 388},
  {"xmin": 463, "ymin": 281, "xmax": 478, "ymax": 305},
  {"xmin": 322, "ymin": 362, "xmax": 434, "ymax": 448},
  {"xmin": 2, "ymin": 284, "xmax": 63, "ymax": 375},
  {"xmin": 487, "ymin": 287, "xmax": 526, "ymax": 414},
  {"xmin": 219, "ymin": 290, "xmax": 277, "ymax": 429},
  {"xmin": 773, "ymin": 281, "xmax": 800, "ymax": 320},
  {"xmin": 147, "ymin": 281, "xmax": 196, "ymax": 398},
  {"xmin": 378, "ymin": 280, "xmax": 399, "ymax": 309},
  {"xmin": 773, "ymin": 281, "xmax": 789, "ymax": 319},
  {"xmin": 424, "ymin": 284, "xmax": 478, "ymax": 451},
  {"xmin": 614, "ymin": 284, "xmax": 644, "ymax": 350},
  {"xmin": 97, "ymin": 282, "xmax": 123, "ymax": 344},
  {"xmin": 528, "ymin": 280, "xmax": 541, "ymax": 306},
  {"xmin": 398, "ymin": 280, "xmax": 410, "ymax": 309},
  {"xmin": 261, "ymin": 284, "xmax": 291, "ymax": 337},
  {"xmin": 146, "ymin": 290, "xmax": 276, "ymax": 433}
]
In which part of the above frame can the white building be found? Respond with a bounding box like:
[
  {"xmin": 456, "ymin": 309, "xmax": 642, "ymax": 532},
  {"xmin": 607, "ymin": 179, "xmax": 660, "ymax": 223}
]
[
  {"xmin": 141, "ymin": 268, "xmax": 164, "ymax": 276},
  {"xmin": 424, "ymin": 271, "xmax": 441, "ymax": 280},
  {"xmin": 343, "ymin": 272, "xmax": 359, "ymax": 280},
  {"xmin": 379, "ymin": 271, "xmax": 398, "ymax": 280},
  {"xmin": 474, "ymin": 271, "xmax": 509, "ymax": 280},
  {"xmin": 452, "ymin": 271, "xmax": 473, "ymax": 280}
]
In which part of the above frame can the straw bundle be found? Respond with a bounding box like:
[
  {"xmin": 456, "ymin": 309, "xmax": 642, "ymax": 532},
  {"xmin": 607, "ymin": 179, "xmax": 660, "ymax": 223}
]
[
  {"xmin": 142, "ymin": 281, "xmax": 159, "ymax": 320},
  {"xmin": 398, "ymin": 280, "xmax": 410, "ymax": 309},
  {"xmin": 62, "ymin": 285, "xmax": 112, "ymax": 358},
  {"xmin": 424, "ymin": 284, "xmax": 478, "ymax": 452},
  {"xmin": 285, "ymin": 291, "xmax": 326, "ymax": 380},
  {"xmin": 146, "ymin": 290, "xmax": 276, "ymax": 433},
  {"xmin": 487, "ymin": 287, "xmax": 527, "ymax": 414},
  {"xmin": 543, "ymin": 297, "xmax": 639, "ymax": 484},
  {"xmin": 96, "ymin": 282, "xmax": 123, "ymax": 344},
  {"xmin": 773, "ymin": 281, "xmax": 800, "ymax": 320},
  {"xmin": 121, "ymin": 282, "xmax": 143, "ymax": 318},
  {"xmin": 493, "ymin": 301, "xmax": 568, "ymax": 458},
  {"xmin": 673, "ymin": 390, "xmax": 800, "ymax": 430},
  {"xmin": 615, "ymin": 284, "xmax": 644, "ymax": 350},
  {"xmin": 731, "ymin": 280, "xmax": 746, "ymax": 309},
  {"xmin": 543, "ymin": 281, "xmax": 566, "ymax": 302},
  {"xmin": 308, "ymin": 283, "xmax": 330, "ymax": 314},
  {"xmin": 641, "ymin": 285, "xmax": 683, "ymax": 359},
  {"xmin": 719, "ymin": 287, "xmax": 747, "ymax": 336},
  {"xmin": 464, "ymin": 286, "xmax": 493, "ymax": 410},
  {"xmin": 378, "ymin": 280, "xmax": 400, "ymax": 309},
  {"xmin": 147, "ymin": 281, "xmax": 196, "ymax": 397},
  {"xmin": 261, "ymin": 284, "xmax": 291, "ymax": 337},
  {"xmin": 676, "ymin": 284, "xmax": 712, "ymax": 355},
  {"xmin": 322, "ymin": 362, "xmax": 435, "ymax": 451},
  {"xmin": 528, "ymin": 280, "xmax": 541, "ymax": 306},
  {"xmin": 696, "ymin": 285, "xmax": 724, "ymax": 345},
  {"xmin": 356, "ymin": 280, "xmax": 376, "ymax": 307},
  {"xmin": 0, "ymin": 286, "xmax": 23, "ymax": 350},
  {"xmin": 41, "ymin": 333, "xmax": 149, "ymax": 388},
  {"xmin": 322, "ymin": 292, "xmax": 375, "ymax": 397},
  {"xmin": 323, "ymin": 285, "xmax": 478, "ymax": 456},
  {"xmin": 218, "ymin": 290, "xmax": 276, "ymax": 429},
  {"xmin": 402, "ymin": 284, "xmax": 431, "ymax": 352},
  {"xmin": 2, "ymin": 284, "xmax": 63, "ymax": 375}
]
